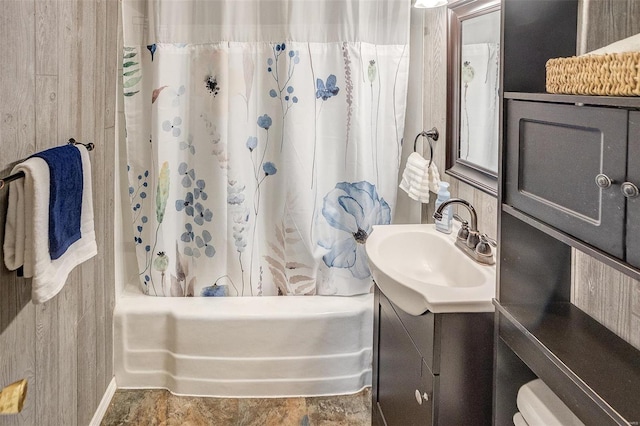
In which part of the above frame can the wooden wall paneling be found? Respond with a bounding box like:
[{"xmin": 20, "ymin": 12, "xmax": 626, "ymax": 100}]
[
  {"xmin": 572, "ymin": 249, "xmax": 638, "ymax": 351},
  {"xmin": 102, "ymin": 0, "xmax": 118, "ymax": 379},
  {"xmin": 75, "ymin": 1, "xmax": 98, "ymax": 322},
  {"xmin": 455, "ymin": 180, "xmax": 476, "ymax": 216},
  {"xmin": 2, "ymin": 0, "xmax": 116, "ymax": 424},
  {"xmin": 103, "ymin": 125, "xmax": 117, "ymax": 392},
  {"xmin": 473, "ymin": 185, "xmax": 497, "ymax": 239},
  {"xmin": 35, "ymin": 76, "xmax": 58, "ymax": 143},
  {"xmin": 56, "ymin": 285, "xmax": 79, "ymax": 426},
  {"xmin": 79, "ymin": 1, "xmax": 103, "ymax": 422},
  {"xmin": 34, "ymin": 70, "xmax": 60, "ymax": 426},
  {"xmin": 90, "ymin": 0, "xmax": 106, "ymax": 328},
  {"xmin": 82, "ymin": 38, "xmax": 104, "ymax": 425},
  {"xmin": 115, "ymin": 0, "xmax": 133, "ymax": 301},
  {"xmin": 79, "ymin": 0, "xmax": 98, "ymax": 139},
  {"xmin": 86, "ymin": 0, "xmax": 119, "ymax": 407},
  {"xmin": 77, "ymin": 312, "xmax": 98, "ymax": 426},
  {"xmin": 0, "ymin": 1, "xmax": 37, "ymax": 425},
  {"xmin": 55, "ymin": 2, "xmax": 83, "ymax": 424},
  {"xmin": 94, "ymin": 0, "xmax": 118, "ymax": 402},
  {"xmin": 0, "ymin": 2, "xmax": 36, "ymax": 159},
  {"xmin": 93, "ymin": 167, "xmax": 108, "ymax": 410},
  {"xmin": 0, "ymin": 278, "xmax": 35, "ymax": 426},
  {"xmin": 35, "ymin": 0, "xmax": 58, "ymax": 76},
  {"xmin": 632, "ymin": 282, "xmax": 640, "ymax": 349},
  {"xmin": 423, "ymin": 6, "xmax": 447, "ymax": 170},
  {"xmin": 105, "ymin": 0, "xmax": 120, "ymax": 130},
  {"xmin": 421, "ymin": 6, "xmax": 447, "ymax": 225},
  {"xmin": 0, "ymin": 293, "xmax": 35, "ymax": 426},
  {"xmin": 576, "ymin": 0, "xmax": 588, "ymax": 55},
  {"xmin": 623, "ymin": 0, "xmax": 640, "ymax": 44},
  {"xmin": 34, "ymin": 303, "xmax": 58, "ymax": 426},
  {"xmin": 103, "ymin": 0, "xmax": 119, "ymax": 380},
  {"xmin": 581, "ymin": 0, "xmax": 640, "ymax": 53},
  {"xmin": 56, "ymin": 1, "xmax": 80, "ymax": 143}
]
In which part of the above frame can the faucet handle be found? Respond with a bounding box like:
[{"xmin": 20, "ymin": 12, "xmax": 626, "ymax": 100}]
[
  {"xmin": 475, "ymin": 234, "xmax": 497, "ymax": 257},
  {"xmin": 480, "ymin": 234, "xmax": 497, "ymax": 246},
  {"xmin": 453, "ymin": 214, "xmax": 469, "ymax": 241}
]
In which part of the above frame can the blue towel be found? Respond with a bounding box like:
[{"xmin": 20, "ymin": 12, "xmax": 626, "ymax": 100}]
[{"xmin": 31, "ymin": 145, "xmax": 83, "ymax": 260}]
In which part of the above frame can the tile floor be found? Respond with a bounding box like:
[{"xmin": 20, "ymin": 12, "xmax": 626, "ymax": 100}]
[{"xmin": 101, "ymin": 387, "xmax": 371, "ymax": 426}]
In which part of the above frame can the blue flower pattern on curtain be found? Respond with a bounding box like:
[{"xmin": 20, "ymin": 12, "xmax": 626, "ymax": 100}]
[
  {"xmin": 319, "ymin": 182, "xmax": 391, "ymax": 279},
  {"xmin": 122, "ymin": 34, "xmax": 409, "ymax": 297}
]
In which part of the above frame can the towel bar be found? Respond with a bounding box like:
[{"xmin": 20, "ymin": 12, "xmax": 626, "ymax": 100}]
[
  {"xmin": 413, "ymin": 127, "xmax": 439, "ymax": 168},
  {"xmin": 0, "ymin": 139, "xmax": 94, "ymax": 190}
]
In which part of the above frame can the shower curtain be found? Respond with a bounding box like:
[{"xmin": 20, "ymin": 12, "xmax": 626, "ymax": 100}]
[
  {"xmin": 459, "ymin": 42, "xmax": 500, "ymax": 174},
  {"xmin": 121, "ymin": 0, "xmax": 411, "ymax": 297}
]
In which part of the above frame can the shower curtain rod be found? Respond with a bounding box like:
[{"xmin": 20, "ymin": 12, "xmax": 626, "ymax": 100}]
[{"xmin": 0, "ymin": 138, "xmax": 95, "ymax": 190}]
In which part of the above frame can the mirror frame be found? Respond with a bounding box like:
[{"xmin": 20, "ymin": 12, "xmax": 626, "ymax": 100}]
[{"xmin": 446, "ymin": 0, "xmax": 500, "ymax": 196}]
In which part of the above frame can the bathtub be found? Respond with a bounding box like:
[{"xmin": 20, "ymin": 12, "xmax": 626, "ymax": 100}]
[{"xmin": 113, "ymin": 284, "xmax": 373, "ymax": 397}]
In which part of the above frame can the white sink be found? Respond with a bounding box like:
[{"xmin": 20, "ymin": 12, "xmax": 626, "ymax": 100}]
[{"xmin": 366, "ymin": 224, "xmax": 496, "ymax": 315}]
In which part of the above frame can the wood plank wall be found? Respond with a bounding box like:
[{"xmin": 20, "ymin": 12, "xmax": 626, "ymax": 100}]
[
  {"xmin": 421, "ymin": 0, "xmax": 639, "ymax": 351},
  {"xmin": 0, "ymin": 0, "xmax": 118, "ymax": 424},
  {"xmin": 578, "ymin": 0, "xmax": 640, "ymax": 54}
]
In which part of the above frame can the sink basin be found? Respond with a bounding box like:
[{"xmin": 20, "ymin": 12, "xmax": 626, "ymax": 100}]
[{"xmin": 365, "ymin": 224, "xmax": 496, "ymax": 315}]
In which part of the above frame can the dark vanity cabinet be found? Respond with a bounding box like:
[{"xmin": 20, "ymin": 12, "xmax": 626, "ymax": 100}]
[
  {"xmin": 372, "ymin": 287, "xmax": 494, "ymax": 426},
  {"xmin": 495, "ymin": 1, "xmax": 640, "ymax": 425}
]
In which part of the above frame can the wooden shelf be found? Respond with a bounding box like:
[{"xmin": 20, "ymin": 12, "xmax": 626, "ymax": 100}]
[
  {"xmin": 504, "ymin": 92, "xmax": 640, "ymax": 109},
  {"xmin": 501, "ymin": 204, "xmax": 640, "ymax": 283},
  {"xmin": 495, "ymin": 301, "xmax": 640, "ymax": 425}
]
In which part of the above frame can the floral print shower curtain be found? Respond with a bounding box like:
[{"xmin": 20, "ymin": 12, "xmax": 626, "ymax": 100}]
[{"xmin": 121, "ymin": 0, "xmax": 411, "ymax": 297}]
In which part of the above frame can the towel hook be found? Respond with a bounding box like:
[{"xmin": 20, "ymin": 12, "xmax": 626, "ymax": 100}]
[{"xmin": 413, "ymin": 127, "xmax": 439, "ymax": 168}]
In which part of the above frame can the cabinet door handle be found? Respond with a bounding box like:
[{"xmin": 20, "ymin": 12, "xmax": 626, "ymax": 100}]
[
  {"xmin": 595, "ymin": 173, "xmax": 614, "ymax": 189},
  {"xmin": 621, "ymin": 182, "xmax": 639, "ymax": 198},
  {"xmin": 414, "ymin": 389, "xmax": 429, "ymax": 405}
]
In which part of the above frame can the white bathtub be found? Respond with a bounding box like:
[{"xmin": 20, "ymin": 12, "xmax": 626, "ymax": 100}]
[{"xmin": 114, "ymin": 284, "xmax": 373, "ymax": 397}]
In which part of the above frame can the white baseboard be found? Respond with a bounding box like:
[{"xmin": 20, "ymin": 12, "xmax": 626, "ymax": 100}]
[{"xmin": 89, "ymin": 377, "xmax": 117, "ymax": 426}]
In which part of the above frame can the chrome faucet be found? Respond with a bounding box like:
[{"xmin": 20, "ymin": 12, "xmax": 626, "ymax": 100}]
[
  {"xmin": 433, "ymin": 198, "xmax": 495, "ymax": 265},
  {"xmin": 434, "ymin": 198, "xmax": 477, "ymax": 228}
]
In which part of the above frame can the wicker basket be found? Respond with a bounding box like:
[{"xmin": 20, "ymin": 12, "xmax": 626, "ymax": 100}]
[{"xmin": 546, "ymin": 51, "xmax": 640, "ymax": 96}]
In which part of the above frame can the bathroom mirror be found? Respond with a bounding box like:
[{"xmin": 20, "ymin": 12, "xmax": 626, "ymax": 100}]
[{"xmin": 446, "ymin": 0, "xmax": 500, "ymax": 196}]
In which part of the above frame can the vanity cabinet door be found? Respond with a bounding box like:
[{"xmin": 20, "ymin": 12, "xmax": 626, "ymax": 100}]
[
  {"xmin": 625, "ymin": 111, "xmax": 640, "ymax": 268},
  {"xmin": 389, "ymin": 298, "xmax": 437, "ymax": 372},
  {"xmin": 377, "ymin": 294, "xmax": 434, "ymax": 426},
  {"xmin": 505, "ymin": 100, "xmax": 628, "ymax": 258}
]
